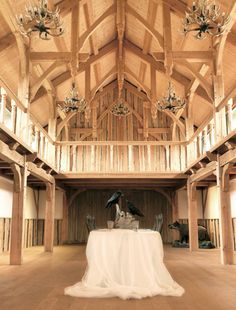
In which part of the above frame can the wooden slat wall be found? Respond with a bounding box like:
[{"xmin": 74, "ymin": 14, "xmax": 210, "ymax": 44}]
[
  {"xmin": 0, "ymin": 219, "xmax": 62, "ymax": 252},
  {"xmin": 68, "ymin": 190, "xmax": 173, "ymax": 244},
  {"xmin": 69, "ymin": 88, "xmax": 172, "ymax": 142}
]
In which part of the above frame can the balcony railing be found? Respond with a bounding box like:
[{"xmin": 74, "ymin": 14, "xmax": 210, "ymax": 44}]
[
  {"xmin": 187, "ymin": 98, "xmax": 236, "ymax": 166},
  {"xmin": 55, "ymin": 141, "xmax": 186, "ymax": 173},
  {"xmin": 1, "ymin": 78, "xmax": 236, "ymax": 174},
  {"xmin": 0, "ymin": 81, "xmax": 55, "ymax": 167}
]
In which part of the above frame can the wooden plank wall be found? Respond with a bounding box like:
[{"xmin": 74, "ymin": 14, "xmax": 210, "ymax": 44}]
[
  {"xmin": 69, "ymin": 88, "xmax": 173, "ymax": 142},
  {"xmin": 68, "ymin": 189, "xmax": 173, "ymax": 244},
  {"xmin": 0, "ymin": 219, "xmax": 62, "ymax": 253}
]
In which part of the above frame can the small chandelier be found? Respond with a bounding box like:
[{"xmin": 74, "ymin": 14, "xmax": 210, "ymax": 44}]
[
  {"xmin": 16, "ymin": 0, "xmax": 64, "ymax": 40},
  {"xmin": 59, "ymin": 83, "xmax": 87, "ymax": 113},
  {"xmin": 156, "ymin": 82, "xmax": 186, "ymax": 113},
  {"xmin": 111, "ymin": 98, "xmax": 130, "ymax": 117},
  {"xmin": 182, "ymin": 0, "xmax": 230, "ymax": 40}
]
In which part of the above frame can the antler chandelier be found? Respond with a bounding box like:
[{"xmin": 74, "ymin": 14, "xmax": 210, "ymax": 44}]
[
  {"xmin": 156, "ymin": 82, "xmax": 186, "ymax": 113},
  {"xmin": 16, "ymin": 0, "xmax": 63, "ymax": 40},
  {"xmin": 182, "ymin": 0, "xmax": 230, "ymax": 40},
  {"xmin": 111, "ymin": 98, "xmax": 130, "ymax": 117},
  {"xmin": 59, "ymin": 83, "xmax": 87, "ymax": 113}
]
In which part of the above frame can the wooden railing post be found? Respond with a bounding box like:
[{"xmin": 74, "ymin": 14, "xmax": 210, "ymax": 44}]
[
  {"xmin": 34, "ymin": 127, "xmax": 40, "ymax": 152},
  {"xmin": 0, "ymin": 88, "xmax": 7, "ymax": 124},
  {"xmin": 226, "ymin": 99, "xmax": 233, "ymax": 132},
  {"xmin": 40, "ymin": 131, "xmax": 45, "ymax": 158},
  {"xmin": 10, "ymin": 99, "xmax": 17, "ymax": 133},
  {"xmin": 44, "ymin": 181, "xmax": 55, "ymax": 252}
]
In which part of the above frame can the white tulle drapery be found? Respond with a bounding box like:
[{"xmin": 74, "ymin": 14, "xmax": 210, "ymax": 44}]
[{"xmin": 65, "ymin": 229, "xmax": 184, "ymax": 300}]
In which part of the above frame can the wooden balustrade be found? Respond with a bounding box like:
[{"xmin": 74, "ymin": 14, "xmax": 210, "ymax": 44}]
[
  {"xmin": 187, "ymin": 98, "xmax": 236, "ymax": 166},
  {"xmin": 1, "ymin": 77, "xmax": 236, "ymax": 174},
  {"xmin": 0, "ymin": 82, "xmax": 55, "ymax": 167},
  {"xmin": 55, "ymin": 141, "xmax": 186, "ymax": 173}
]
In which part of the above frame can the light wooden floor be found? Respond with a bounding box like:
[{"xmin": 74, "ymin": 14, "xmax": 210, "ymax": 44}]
[{"xmin": 0, "ymin": 245, "xmax": 236, "ymax": 310}]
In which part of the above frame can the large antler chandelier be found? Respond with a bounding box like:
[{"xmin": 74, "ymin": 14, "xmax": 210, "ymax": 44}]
[
  {"xmin": 111, "ymin": 98, "xmax": 130, "ymax": 117},
  {"xmin": 59, "ymin": 83, "xmax": 87, "ymax": 113},
  {"xmin": 182, "ymin": 0, "xmax": 230, "ymax": 40},
  {"xmin": 16, "ymin": 0, "xmax": 63, "ymax": 40},
  {"xmin": 156, "ymin": 82, "xmax": 186, "ymax": 113}
]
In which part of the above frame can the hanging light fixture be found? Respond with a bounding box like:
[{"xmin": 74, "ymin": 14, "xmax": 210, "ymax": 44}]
[
  {"xmin": 59, "ymin": 83, "xmax": 87, "ymax": 113},
  {"xmin": 182, "ymin": 0, "xmax": 230, "ymax": 40},
  {"xmin": 16, "ymin": 0, "xmax": 64, "ymax": 40},
  {"xmin": 111, "ymin": 98, "xmax": 131, "ymax": 117},
  {"xmin": 156, "ymin": 82, "xmax": 186, "ymax": 113}
]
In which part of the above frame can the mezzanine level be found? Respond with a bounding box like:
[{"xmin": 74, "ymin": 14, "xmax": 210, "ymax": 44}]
[{"xmin": 1, "ymin": 79, "xmax": 236, "ymax": 179}]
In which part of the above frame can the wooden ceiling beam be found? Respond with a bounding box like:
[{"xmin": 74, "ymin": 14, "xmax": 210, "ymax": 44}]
[
  {"xmin": 83, "ymin": 0, "xmax": 99, "ymax": 56},
  {"xmin": 70, "ymin": 0, "xmax": 79, "ymax": 79},
  {"xmin": 163, "ymin": 1, "xmax": 173, "ymax": 75},
  {"xmin": 142, "ymin": 0, "xmax": 158, "ymax": 54},
  {"xmin": 30, "ymin": 52, "xmax": 89, "ymax": 62},
  {"xmin": 153, "ymin": 51, "xmax": 213, "ymax": 62},
  {"xmin": 126, "ymin": 3, "xmax": 164, "ymax": 49},
  {"xmin": 32, "ymin": 41, "xmax": 117, "ymax": 101},
  {"xmin": 116, "ymin": 0, "xmax": 125, "ymax": 98},
  {"xmin": 78, "ymin": 4, "xmax": 116, "ymax": 51}
]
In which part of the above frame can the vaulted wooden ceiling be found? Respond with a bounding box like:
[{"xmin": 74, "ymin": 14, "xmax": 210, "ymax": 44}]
[{"xmin": 0, "ymin": 0, "xmax": 236, "ymax": 139}]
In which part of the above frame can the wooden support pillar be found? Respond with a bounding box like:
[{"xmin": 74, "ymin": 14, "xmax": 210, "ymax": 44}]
[
  {"xmin": 171, "ymin": 191, "xmax": 179, "ymax": 241},
  {"xmin": 187, "ymin": 179, "xmax": 198, "ymax": 251},
  {"xmin": 10, "ymin": 163, "xmax": 28, "ymax": 265},
  {"xmin": 216, "ymin": 159, "xmax": 234, "ymax": 265},
  {"xmin": 61, "ymin": 192, "xmax": 68, "ymax": 244},
  {"xmin": 44, "ymin": 181, "xmax": 55, "ymax": 252}
]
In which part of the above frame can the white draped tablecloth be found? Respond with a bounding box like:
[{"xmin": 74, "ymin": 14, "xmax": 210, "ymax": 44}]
[{"xmin": 64, "ymin": 229, "xmax": 184, "ymax": 299}]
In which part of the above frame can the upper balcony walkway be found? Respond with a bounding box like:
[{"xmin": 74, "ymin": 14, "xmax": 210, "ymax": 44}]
[{"xmin": 1, "ymin": 79, "xmax": 236, "ymax": 180}]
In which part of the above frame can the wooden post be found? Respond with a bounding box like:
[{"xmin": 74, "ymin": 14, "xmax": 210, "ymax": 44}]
[
  {"xmin": 187, "ymin": 179, "xmax": 198, "ymax": 251},
  {"xmin": 34, "ymin": 127, "xmax": 40, "ymax": 152},
  {"xmin": 226, "ymin": 99, "xmax": 233, "ymax": 133},
  {"xmin": 216, "ymin": 158, "xmax": 234, "ymax": 265},
  {"xmin": 44, "ymin": 182, "xmax": 55, "ymax": 252},
  {"xmin": 10, "ymin": 163, "xmax": 28, "ymax": 265},
  {"xmin": 61, "ymin": 192, "xmax": 68, "ymax": 244},
  {"xmin": 0, "ymin": 88, "xmax": 7, "ymax": 124},
  {"xmin": 10, "ymin": 99, "xmax": 17, "ymax": 133},
  {"xmin": 186, "ymin": 103, "xmax": 194, "ymax": 164},
  {"xmin": 171, "ymin": 191, "xmax": 179, "ymax": 241}
]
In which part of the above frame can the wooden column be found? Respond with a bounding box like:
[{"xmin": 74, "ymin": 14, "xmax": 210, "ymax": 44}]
[
  {"xmin": 187, "ymin": 179, "xmax": 198, "ymax": 251},
  {"xmin": 61, "ymin": 192, "xmax": 68, "ymax": 244},
  {"xmin": 171, "ymin": 191, "xmax": 179, "ymax": 241},
  {"xmin": 216, "ymin": 159, "xmax": 234, "ymax": 265},
  {"xmin": 44, "ymin": 182, "xmax": 55, "ymax": 252},
  {"xmin": 10, "ymin": 163, "xmax": 28, "ymax": 265}
]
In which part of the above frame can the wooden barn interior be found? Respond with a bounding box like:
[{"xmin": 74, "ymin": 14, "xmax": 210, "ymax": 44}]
[{"xmin": 0, "ymin": 0, "xmax": 236, "ymax": 309}]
